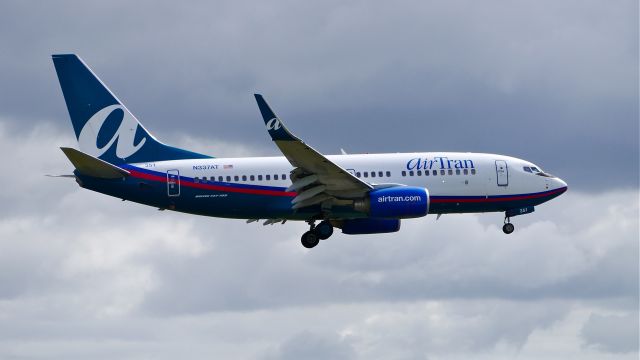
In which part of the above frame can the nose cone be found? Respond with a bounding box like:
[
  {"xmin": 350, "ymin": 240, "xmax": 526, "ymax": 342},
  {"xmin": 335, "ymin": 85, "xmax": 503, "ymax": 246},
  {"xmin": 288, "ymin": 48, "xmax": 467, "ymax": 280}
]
[{"xmin": 555, "ymin": 178, "xmax": 568, "ymax": 194}]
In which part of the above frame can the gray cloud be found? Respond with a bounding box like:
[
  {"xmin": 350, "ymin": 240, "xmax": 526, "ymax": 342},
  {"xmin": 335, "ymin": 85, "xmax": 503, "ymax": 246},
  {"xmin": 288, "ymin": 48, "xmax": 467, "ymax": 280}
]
[
  {"xmin": 581, "ymin": 312, "xmax": 639, "ymax": 353},
  {"xmin": 0, "ymin": 121, "xmax": 637, "ymax": 359},
  {"xmin": 0, "ymin": 0, "xmax": 637, "ymax": 189},
  {"xmin": 0, "ymin": 1, "xmax": 638, "ymax": 359},
  {"xmin": 263, "ymin": 331, "xmax": 356, "ymax": 360}
]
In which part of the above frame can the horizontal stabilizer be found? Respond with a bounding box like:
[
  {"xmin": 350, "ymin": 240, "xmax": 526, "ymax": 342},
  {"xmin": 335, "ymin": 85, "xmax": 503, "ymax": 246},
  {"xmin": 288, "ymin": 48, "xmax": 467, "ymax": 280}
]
[
  {"xmin": 45, "ymin": 174, "xmax": 76, "ymax": 178},
  {"xmin": 60, "ymin": 147, "xmax": 130, "ymax": 179}
]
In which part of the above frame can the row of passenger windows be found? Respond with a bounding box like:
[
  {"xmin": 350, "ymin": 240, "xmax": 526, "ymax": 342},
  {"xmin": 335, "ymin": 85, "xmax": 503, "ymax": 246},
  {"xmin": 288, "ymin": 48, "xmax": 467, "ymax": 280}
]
[
  {"xmin": 194, "ymin": 168, "xmax": 477, "ymax": 183},
  {"xmin": 402, "ymin": 168, "xmax": 476, "ymax": 176},
  {"xmin": 194, "ymin": 174, "xmax": 288, "ymax": 183},
  {"xmin": 355, "ymin": 171, "xmax": 391, "ymax": 178}
]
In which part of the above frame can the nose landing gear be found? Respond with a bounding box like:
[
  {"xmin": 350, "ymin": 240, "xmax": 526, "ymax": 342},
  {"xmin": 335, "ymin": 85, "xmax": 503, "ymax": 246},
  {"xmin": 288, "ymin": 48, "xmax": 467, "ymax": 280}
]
[
  {"xmin": 300, "ymin": 220, "xmax": 334, "ymax": 248},
  {"xmin": 502, "ymin": 217, "xmax": 515, "ymax": 234}
]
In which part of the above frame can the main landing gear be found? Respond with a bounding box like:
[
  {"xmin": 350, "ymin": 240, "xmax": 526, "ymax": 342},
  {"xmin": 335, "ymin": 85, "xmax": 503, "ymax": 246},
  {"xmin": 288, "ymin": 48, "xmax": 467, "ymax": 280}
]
[
  {"xmin": 502, "ymin": 217, "xmax": 515, "ymax": 234},
  {"xmin": 301, "ymin": 220, "xmax": 334, "ymax": 248}
]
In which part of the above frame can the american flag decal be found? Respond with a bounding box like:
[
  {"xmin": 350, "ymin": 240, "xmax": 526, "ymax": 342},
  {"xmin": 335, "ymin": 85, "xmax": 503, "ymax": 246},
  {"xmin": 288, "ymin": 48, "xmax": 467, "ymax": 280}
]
[{"xmin": 223, "ymin": 164, "xmax": 234, "ymax": 169}]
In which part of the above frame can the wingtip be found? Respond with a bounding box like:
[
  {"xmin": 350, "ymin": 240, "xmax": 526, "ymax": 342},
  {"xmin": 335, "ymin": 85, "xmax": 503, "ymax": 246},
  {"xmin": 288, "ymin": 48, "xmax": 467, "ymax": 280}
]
[{"xmin": 51, "ymin": 53, "xmax": 78, "ymax": 59}]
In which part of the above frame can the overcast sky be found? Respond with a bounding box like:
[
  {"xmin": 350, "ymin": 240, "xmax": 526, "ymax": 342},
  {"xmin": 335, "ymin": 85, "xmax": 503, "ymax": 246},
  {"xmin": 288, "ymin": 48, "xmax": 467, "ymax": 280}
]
[{"xmin": 0, "ymin": 1, "xmax": 638, "ymax": 359}]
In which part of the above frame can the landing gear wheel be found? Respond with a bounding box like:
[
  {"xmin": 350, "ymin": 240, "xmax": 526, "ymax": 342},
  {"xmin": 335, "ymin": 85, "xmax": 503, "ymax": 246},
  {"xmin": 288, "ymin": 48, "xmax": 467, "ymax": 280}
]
[
  {"xmin": 301, "ymin": 231, "xmax": 320, "ymax": 248},
  {"xmin": 502, "ymin": 223, "xmax": 515, "ymax": 234},
  {"xmin": 316, "ymin": 221, "xmax": 334, "ymax": 240}
]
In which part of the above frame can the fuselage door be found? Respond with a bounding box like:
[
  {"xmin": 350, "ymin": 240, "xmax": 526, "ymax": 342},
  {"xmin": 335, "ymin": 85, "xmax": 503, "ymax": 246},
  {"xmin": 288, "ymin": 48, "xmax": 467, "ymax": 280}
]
[
  {"xmin": 495, "ymin": 160, "xmax": 508, "ymax": 186},
  {"xmin": 167, "ymin": 169, "xmax": 180, "ymax": 197}
]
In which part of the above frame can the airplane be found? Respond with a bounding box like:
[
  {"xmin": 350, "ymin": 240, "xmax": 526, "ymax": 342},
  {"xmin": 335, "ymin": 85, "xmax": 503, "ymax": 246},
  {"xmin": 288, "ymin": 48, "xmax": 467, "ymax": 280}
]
[{"xmin": 51, "ymin": 54, "xmax": 568, "ymax": 249}]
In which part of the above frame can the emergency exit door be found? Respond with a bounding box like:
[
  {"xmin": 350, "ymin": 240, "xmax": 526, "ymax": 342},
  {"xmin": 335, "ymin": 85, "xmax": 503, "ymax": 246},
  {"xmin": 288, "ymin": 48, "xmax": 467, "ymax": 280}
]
[
  {"xmin": 167, "ymin": 170, "xmax": 181, "ymax": 196},
  {"xmin": 495, "ymin": 160, "xmax": 508, "ymax": 186}
]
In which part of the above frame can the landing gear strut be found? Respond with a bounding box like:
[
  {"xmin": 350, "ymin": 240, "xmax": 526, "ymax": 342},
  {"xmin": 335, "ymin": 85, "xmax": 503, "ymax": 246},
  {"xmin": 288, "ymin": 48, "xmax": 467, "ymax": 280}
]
[
  {"xmin": 300, "ymin": 220, "xmax": 334, "ymax": 248},
  {"xmin": 502, "ymin": 217, "xmax": 515, "ymax": 234}
]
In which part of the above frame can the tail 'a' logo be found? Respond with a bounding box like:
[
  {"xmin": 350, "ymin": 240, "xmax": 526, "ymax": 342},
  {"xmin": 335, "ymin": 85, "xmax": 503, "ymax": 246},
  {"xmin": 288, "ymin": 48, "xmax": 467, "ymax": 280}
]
[
  {"xmin": 53, "ymin": 54, "xmax": 212, "ymax": 164},
  {"xmin": 266, "ymin": 117, "xmax": 282, "ymax": 130},
  {"xmin": 78, "ymin": 104, "xmax": 147, "ymax": 159}
]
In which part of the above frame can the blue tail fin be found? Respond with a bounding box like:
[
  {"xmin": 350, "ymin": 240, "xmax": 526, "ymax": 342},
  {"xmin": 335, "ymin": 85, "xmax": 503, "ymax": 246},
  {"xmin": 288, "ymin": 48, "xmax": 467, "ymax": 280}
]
[{"xmin": 52, "ymin": 54, "xmax": 211, "ymax": 164}]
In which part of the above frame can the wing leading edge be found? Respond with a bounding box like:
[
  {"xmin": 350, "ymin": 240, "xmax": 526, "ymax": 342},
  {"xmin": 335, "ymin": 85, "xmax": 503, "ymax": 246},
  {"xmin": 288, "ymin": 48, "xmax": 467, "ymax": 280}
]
[{"xmin": 254, "ymin": 94, "xmax": 372, "ymax": 211}]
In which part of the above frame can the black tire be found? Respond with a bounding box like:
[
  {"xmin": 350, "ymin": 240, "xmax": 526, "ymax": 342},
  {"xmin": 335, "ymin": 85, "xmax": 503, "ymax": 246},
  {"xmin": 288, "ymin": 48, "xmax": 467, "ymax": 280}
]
[
  {"xmin": 301, "ymin": 231, "xmax": 320, "ymax": 248},
  {"xmin": 315, "ymin": 221, "xmax": 334, "ymax": 240},
  {"xmin": 502, "ymin": 223, "xmax": 515, "ymax": 234}
]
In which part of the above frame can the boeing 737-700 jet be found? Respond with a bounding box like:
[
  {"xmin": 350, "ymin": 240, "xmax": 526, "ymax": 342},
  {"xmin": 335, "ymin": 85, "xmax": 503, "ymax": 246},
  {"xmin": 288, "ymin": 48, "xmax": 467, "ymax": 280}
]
[{"xmin": 51, "ymin": 54, "xmax": 567, "ymax": 248}]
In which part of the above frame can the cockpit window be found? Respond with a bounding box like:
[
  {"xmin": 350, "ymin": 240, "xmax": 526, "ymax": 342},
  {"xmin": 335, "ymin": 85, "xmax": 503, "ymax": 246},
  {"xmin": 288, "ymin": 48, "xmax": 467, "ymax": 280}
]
[{"xmin": 524, "ymin": 165, "xmax": 554, "ymax": 177}]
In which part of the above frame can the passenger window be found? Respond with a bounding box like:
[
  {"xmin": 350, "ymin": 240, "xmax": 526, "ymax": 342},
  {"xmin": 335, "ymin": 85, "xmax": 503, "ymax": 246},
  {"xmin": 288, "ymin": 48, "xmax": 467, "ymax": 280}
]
[
  {"xmin": 409, "ymin": 171, "xmax": 414, "ymax": 176},
  {"xmin": 456, "ymin": 169, "xmax": 460, "ymax": 175},
  {"xmin": 234, "ymin": 175, "xmax": 239, "ymax": 181},
  {"xmin": 448, "ymin": 169, "xmax": 453, "ymax": 175},
  {"xmin": 417, "ymin": 170, "xmax": 422, "ymax": 176},
  {"xmin": 226, "ymin": 176, "xmax": 231, "ymax": 182},
  {"xmin": 356, "ymin": 172, "xmax": 361, "ymax": 178},
  {"xmin": 463, "ymin": 169, "xmax": 468, "ymax": 175},
  {"xmin": 371, "ymin": 171, "xmax": 376, "ymax": 178},
  {"xmin": 378, "ymin": 171, "xmax": 383, "ymax": 177},
  {"xmin": 194, "ymin": 177, "xmax": 199, "ymax": 183},
  {"xmin": 425, "ymin": 170, "xmax": 429, "ymax": 176},
  {"xmin": 433, "ymin": 170, "xmax": 437, "ymax": 176},
  {"xmin": 274, "ymin": 174, "xmax": 279, "ymax": 180},
  {"xmin": 364, "ymin": 172, "xmax": 368, "ymax": 178},
  {"xmin": 440, "ymin": 170, "xmax": 445, "ymax": 175},
  {"xmin": 402, "ymin": 171, "xmax": 406, "ymax": 177},
  {"xmin": 266, "ymin": 174, "xmax": 271, "ymax": 180},
  {"xmin": 386, "ymin": 171, "xmax": 391, "ymax": 177},
  {"xmin": 258, "ymin": 175, "xmax": 263, "ymax": 181},
  {"xmin": 471, "ymin": 169, "xmax": 476, "ymax": 175},
  {"xmin": 241, "ymin": 175, "xmax": 247, "ymax": 181},
  {"xmin": 217, "ymin": 176, "xmax": 223, "ymax": 182},
  {"xmin": 282, "ymin": 174, "xmax": 287, "ymax": 180},
  {"xmin": 250, "ymin": 175, "xmax": 255, "ymax": 181}
]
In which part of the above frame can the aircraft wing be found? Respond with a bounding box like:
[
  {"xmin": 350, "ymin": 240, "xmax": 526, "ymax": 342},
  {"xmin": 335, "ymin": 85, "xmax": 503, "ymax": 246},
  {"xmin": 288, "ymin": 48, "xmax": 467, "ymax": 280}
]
[{"xmin": 254, "ymin": 94, "xmax": 372, "ymax": 210}]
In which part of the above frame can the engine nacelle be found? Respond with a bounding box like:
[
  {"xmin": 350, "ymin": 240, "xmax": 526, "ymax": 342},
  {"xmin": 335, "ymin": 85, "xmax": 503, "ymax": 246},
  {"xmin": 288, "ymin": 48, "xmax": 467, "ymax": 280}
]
[
  {"xmin": 341, "ymin": 218, "xmax": 401, "ymax": 235},
  {"xmin": 354, "ymin": 186, "xmax": 429, "ymax": 219}
]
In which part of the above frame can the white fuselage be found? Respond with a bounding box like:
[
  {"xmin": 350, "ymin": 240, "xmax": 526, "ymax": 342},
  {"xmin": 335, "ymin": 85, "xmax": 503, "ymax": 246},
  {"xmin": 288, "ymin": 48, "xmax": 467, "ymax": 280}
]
[{"xmin": 115, "ymin": 152, "xmax": 567, "ymax": 219}]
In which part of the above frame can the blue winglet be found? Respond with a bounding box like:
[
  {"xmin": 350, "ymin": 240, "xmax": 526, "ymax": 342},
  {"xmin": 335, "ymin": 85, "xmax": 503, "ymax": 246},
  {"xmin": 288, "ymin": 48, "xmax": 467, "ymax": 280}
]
[{"xmin": 254, "ymin": 94, "xmax": 297, "ymax": 141}]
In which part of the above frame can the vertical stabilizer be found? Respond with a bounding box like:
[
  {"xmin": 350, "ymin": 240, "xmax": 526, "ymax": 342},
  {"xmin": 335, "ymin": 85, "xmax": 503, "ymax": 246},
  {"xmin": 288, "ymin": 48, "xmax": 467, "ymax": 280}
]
[{"xmin": 52, "ymin": 54, "xmax": 211, "ymax": 164}]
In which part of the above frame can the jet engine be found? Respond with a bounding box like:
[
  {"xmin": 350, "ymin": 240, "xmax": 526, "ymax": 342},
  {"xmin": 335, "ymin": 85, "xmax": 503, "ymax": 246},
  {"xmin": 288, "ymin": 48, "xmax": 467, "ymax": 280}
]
[{"xmin": 353, "ymin": 186, "xmax": 429, "ymax": 219}]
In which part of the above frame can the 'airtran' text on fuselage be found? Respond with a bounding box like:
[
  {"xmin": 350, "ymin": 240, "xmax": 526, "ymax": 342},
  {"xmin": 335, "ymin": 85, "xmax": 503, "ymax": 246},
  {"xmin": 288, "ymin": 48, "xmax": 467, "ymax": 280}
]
[{"xmin": 406, "ymin": 157, "xmax": 475, "ymax": 171}]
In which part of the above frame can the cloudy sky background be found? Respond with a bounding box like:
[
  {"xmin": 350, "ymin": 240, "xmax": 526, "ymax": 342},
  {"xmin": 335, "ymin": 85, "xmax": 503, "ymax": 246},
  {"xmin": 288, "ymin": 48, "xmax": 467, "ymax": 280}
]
[{"xmin": 0, "ymin": 0, "xmax": 638, "ymax": 359}]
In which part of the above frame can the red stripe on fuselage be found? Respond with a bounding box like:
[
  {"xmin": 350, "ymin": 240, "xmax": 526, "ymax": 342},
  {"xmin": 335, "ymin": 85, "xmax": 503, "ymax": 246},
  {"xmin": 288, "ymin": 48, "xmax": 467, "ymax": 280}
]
[
  {"xmin": 128, "ymin": 169, "xmax": 297, "ymax": 197},
  {"xmin": 128, "ymin": 168, "xmax": 565, "ymax": 203},
  {"xmin": 430, "ymin": 187, "xmax": 567, "ymax": 204}
]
